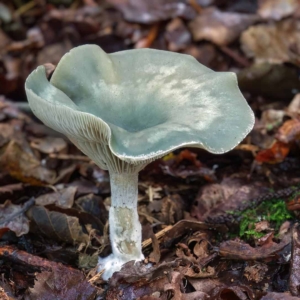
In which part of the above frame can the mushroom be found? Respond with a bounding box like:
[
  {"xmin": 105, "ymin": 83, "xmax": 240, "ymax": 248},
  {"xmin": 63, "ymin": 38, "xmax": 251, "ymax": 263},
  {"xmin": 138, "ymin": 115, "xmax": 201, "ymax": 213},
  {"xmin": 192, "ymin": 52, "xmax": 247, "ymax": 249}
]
[{"xmin": 25, "ymin": 45, "xmax": 254, "ymax": 279}]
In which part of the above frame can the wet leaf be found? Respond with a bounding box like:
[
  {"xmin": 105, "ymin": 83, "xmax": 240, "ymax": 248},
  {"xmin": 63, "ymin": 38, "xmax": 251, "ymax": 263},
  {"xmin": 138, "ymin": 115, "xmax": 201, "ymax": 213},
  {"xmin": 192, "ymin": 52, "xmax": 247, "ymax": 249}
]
[{"xmin": 27, "ymin": 206, "xmax": 89, "ymax": 244}]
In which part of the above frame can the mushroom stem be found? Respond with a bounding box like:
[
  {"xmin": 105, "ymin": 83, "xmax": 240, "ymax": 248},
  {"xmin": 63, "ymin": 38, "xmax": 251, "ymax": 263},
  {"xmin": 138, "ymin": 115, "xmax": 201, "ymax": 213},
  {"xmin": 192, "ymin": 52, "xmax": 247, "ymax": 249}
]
[{"xmin": 98, "ymin": 172, "xmax": 144, "ymax": 279}]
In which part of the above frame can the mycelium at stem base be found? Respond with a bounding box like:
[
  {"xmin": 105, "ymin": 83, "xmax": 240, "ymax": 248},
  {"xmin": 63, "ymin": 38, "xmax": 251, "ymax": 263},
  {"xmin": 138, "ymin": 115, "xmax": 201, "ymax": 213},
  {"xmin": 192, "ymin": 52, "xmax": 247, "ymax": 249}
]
[{"xmin": 98, "ymin": 172, "xmax": 144, "ymax": 280}]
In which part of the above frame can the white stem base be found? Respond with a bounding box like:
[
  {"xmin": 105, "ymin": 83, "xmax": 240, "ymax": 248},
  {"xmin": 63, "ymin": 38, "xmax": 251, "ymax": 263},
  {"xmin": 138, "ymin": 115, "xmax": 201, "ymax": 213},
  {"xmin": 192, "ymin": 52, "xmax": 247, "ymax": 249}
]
[{"xmin": 98, "ymin": 173, "xmax": 144, "ymax": 280}]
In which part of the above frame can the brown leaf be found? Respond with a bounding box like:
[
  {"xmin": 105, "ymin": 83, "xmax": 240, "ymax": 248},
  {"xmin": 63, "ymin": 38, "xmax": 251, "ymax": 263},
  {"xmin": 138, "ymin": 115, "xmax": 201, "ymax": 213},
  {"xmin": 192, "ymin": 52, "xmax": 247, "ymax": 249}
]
[
  {"xmin": 184, "ymin": 265, "xmax": 215, "ymax": 278},
  {"xmin": 0, "ymin": 141, "xmax": 56, "ymax": 185},
  {"xmin": 257, "ymin": 0, "xmax": 299, "ymax": 20},
  {"xmin": 191, "ymin": 178, "xmax": 267, "ymax": 223},
  {"xmin": 35, "ymin": 187, "xmax": 77, "ymax": 208},
  {"xmin": 0, "ymin": 287, "xmax": 9, "ymax": 300},
  {"xmin": 106, "ymin": 0, "xmax": 196, "ymax": 24},
  {"xmin": 30, "ymin": 137, "xmax": 67, "ymax": 154},
  {"xmin": 0, "ymin": 199, "xmax": 33, "ymax": 237},
  {"xmin": 219, "ymin": 233, "xmax": 291, "ymax": 260},
  {"xmin": 276, "ymin": 119, "xmax": 300, "ymax": 144},
  {"xmin": 255, "ymin": 141, "xmax": 290, "ymax": 164},
  {"xmin": 243, "ymin": 262, "xmax": 268, "ymax": 283},
  {"xmin": 0, "ymin": 245, "xmax": 96, "ymax": 300},
  {"xmin": 189, "ymin": 7, "xmax": 258, "ymax": 46},
  {"xmin": 261, "ymin": 292, "xmax": 300, "ymax": 300},
  {"xmin": 27, "ymin": 206, "xmax": 89, "ymax": 244},
  {"xmin": 148, "ymin": 194, "xmax": 184, "ymax": 225},
  {"xmin": 28, "ymin": 268, "xmax": 96, "ymax": 300},
  {"xmin": 149, "ymin": 231, "xmax": 161, "ymax": 264},
  {"xmin": 165, "ymin": 18, "xmax": 191, "ymax": 51},
  {"xmin": 241, "ymin": 19, "xmax": 300, "ymax": 66},
  {"xmin": 210, "ymin": 285, "xmax": 255, "ymax": 300}
]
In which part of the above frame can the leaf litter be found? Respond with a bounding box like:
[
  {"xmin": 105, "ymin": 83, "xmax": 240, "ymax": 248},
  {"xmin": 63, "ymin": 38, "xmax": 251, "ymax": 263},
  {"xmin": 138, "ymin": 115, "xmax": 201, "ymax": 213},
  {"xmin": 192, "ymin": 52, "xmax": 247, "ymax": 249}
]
[{"xmin": 2, "ymin": 0, "xmax": 300, "ymax": 299}]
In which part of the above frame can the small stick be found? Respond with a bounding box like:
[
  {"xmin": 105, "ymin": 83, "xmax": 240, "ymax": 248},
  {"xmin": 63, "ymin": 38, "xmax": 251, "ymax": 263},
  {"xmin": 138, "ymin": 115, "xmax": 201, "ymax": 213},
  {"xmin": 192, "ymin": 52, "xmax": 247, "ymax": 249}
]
[{"xmin": 142, "ymin": 225, "xmax": 173, "ymax": 249}]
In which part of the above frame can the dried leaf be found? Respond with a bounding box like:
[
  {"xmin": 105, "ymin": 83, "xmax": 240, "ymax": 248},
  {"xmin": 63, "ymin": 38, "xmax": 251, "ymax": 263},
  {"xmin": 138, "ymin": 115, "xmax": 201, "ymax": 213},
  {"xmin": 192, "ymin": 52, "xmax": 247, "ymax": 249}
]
[
  {"xmin": 191, "ymin": 178, "xmax": 267, "ymax": 223},
  {"xmin": 243, "ymin": 262, "xmax": 268, "ymax": 283},
  {"xmin": 149, "ymin": 231, "xmax": 161, "ymax": 264},
  {"xmin": 261, "ymin": 293, "xmax": 300, "ymax": 300},
  {"xmin": 0, "ymin": 199, "xmax": 33, "ymax": 237},
  {"xmin": 257, "ymin": 0, "xmax": 299, "ymax": 20},
  {"xmin": 106, "ymin": 0, "xmax": 196, "ymax": 24},
  {"xmin": 30, "ymin": 137, "xmax": 67, "ymax": 154},
  {"xmin": 27, "ymin": 206, "xmax": 89, "ymax": 244},
  {"xmin": 219, "ymin": 233, "xmax": 291, "ymax": 260},
  {"xmin": 28, "ymin": 269, "xmax": 96, "ymax": 300},
  {"xmin": 276, "ymin": 119, "xmax": 300, "ymax": 144},
  {"xmin": 189, "ymin": 7, "xmax": 258, "ymax": 46},
  {"xmin": 165, "ymin": 18, "xmax": 191, "ymax": 51},
  {"xmin": 35, "ymin": 187, "xmax": 77, "ymax": 208},
  {"xmin": 287, "ymin": 94, "xmax": 300, "ymax": 116},
  {"xmin": 184, "ymin": 265, "xmax": 215, "ymax": 278},
  {"xmin": 241, "ymin": 19, "xmax": 300, "ymax": 66},
  {"xmin": 0, "ymin": 141, "xmax": 56, "ymax": 185},
  {"xmin": 255, "ymin": 141, "xmax": 290, "ymax": 164}
]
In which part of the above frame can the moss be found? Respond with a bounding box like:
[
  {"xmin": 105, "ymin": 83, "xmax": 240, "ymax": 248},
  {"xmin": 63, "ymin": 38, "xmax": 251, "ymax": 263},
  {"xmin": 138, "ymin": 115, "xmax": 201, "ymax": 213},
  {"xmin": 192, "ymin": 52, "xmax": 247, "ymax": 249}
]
[{"xmin": 239, "ymin": 198, "xmax": 293, "ymax": 239}]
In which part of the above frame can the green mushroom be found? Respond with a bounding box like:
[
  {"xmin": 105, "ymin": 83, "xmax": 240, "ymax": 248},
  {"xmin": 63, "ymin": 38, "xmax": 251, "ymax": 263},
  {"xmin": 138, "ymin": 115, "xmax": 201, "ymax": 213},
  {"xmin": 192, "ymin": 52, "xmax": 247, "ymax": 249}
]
[{"xmin": 25, "ymin": 45, "xmax": 254, "ymax": 279}]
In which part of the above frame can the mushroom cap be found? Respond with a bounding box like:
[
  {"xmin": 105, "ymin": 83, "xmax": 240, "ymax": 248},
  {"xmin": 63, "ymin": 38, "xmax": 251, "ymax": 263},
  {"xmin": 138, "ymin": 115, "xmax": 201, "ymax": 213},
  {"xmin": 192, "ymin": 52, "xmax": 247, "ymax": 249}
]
[{"xmin": 25, "ymin": 45, "xmax": 254, "ymax": 165}]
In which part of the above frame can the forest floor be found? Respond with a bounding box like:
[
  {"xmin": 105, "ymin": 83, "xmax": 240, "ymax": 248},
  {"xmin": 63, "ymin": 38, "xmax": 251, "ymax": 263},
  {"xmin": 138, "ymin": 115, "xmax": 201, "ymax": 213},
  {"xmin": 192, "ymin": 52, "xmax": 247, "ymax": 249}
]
[{"xmin": 1, "ymin": 0, "xmax": 300, "ymax": 299}]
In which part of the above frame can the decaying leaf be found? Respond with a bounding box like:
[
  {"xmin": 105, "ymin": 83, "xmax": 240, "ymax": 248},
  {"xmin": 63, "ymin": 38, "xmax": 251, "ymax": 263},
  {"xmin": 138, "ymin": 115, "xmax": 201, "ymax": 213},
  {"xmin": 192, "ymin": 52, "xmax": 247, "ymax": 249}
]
[
  {"xmin": 219, "ymin": 232, "xmax": 291, "ymax": 260},
  {"xmin": 0, "ymin": 245, "xmax": 96, "ymax": 300},
  {"xmin": 241, "ymin": 19, "xmax": 300, "ymax": 66},
  {"xmin": 189, "ymin": 7, "xmax": 258, "ymax": 46},
  {"xmin": 27, "ymin": 206, "xmax": 89, "ymax": 244},
  {"xmin": 0, "ymin": 199, "xmax": 33, "ymax": 237},
  {"xmin": 28, "ymin": 268, "xmax": 96, "ymax": 300},
  {"xmin": 191, "ymin": 178, "xmax": 267, "ymax": 223},
  {"xmin": 184, "ymin": 265, "xmax": 215, "ymax": 278},
  {"xmin": 243, "ymin": 262, "xmax": 268, "ymax": 283}
]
